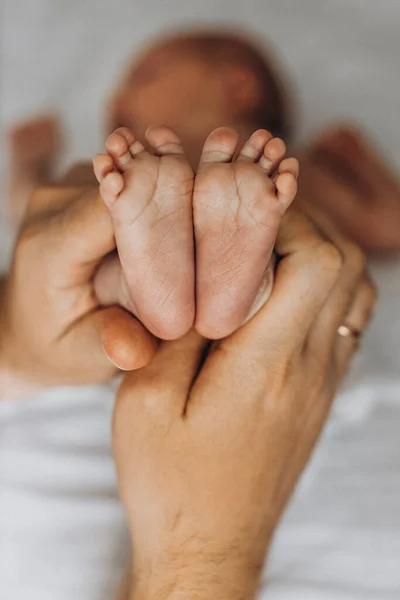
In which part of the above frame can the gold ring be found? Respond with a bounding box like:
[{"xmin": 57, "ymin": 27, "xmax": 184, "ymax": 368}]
[{"xmin": 337, "ymin": 324, "xmax": 363, "ymax": 340}]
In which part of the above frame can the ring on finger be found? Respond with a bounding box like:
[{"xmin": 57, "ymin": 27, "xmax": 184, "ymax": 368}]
[{"xmin": 337, "ymin": 323, "xmax": 363, "ymax": 340}]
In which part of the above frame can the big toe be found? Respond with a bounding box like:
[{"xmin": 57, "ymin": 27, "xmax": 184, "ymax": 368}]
[
  {"xmin": 145, "ymin": 125, "xmax": 185, "ymax": 156},
  {"xmin": 199, "ymin": 127, "xmax": 239, "ymax": 165}
]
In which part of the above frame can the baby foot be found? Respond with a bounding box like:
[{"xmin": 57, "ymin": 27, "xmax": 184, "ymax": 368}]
[
  {"xmin": 194, "ymin": 127, "xmax": 299, "ymax": 339},
  {"xmin": 7, "ymin": 115, "xmax": 61, "ymax": 226},
  {"xmin": 93, "ymin": 126, "xmax": 195, "ymax": 340}
]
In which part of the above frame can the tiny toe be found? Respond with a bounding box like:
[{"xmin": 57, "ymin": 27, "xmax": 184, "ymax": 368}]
[
  {"xmin": 259, "ymin": 137, "xmax": 286, "ymax": 174},
  {"xmin": 106, "ymin": 127, "xmax": 136, "ymax": 171},
  {"xmin": 93, "ymin": 154, "xmax": 114, "ymax": 183},
  {"xmin": 99, "ymin": 172, "xmax": 124, "ymax": 208},
  {"xmin": 145, "ymin": 125, "xmax": 184, "ymax": 156},
  {"xmin": 236, "ymin": 129, "xmax": 273, "ymax": 162},
  {"xmin": 275, "ymin": 172, "xmax": 298, "ymax": 211},
  {"xmin": 199, "ymin": 127, "xmax": 239, "ymax": 164},
  {"xmin": 275, "ymin": 157, "xmax": 299, "ymax": 180},
  {"xmin": 108, "ymin": 126, "xmax": 136, "ymax": 147},
  {"xmin": 129, "ymin": 139, "xmax": 146, "ymax": 157}
]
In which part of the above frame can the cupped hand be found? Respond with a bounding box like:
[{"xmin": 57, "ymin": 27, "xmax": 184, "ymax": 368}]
[
  {"xmin": 0, "ymin": 166, "xmax": 157, "ymax": 398},
  {"xmin": 113, "ymin": 207, "xmax": 376, "ymax": 600}
]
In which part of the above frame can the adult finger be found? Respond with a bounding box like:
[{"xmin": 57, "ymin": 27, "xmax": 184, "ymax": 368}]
[
  {"xmin": 299, "ymin": 199, "xmax": 373, "ymax": 367},
  {"xmin": 334, "ymin": 277, "xmax": 377, "ymax": 379},
  {"xmin": 182, "ymin": 209, "xmax": 342, "ymax": 407},
  {"xmin": 53, "ymin": 306, "xmax": 156, "ymax": 382},
  {"xmin": 101, "ymin": 308, "xmax": 158, "ymax": 371},
  {"xmin": 20, "ymin": 175, "xmax": 156, "ymax": 375},
  {"xmin": 92, "ymin": 253, "xmax": 160, "ymax": 371},
  {"xmin": 215, "ymin": 209, "xmax": 343, "ymax": 365},
  {"xmin": 23, "ymin": 187, "xmax": 115, "ymax": 287}
]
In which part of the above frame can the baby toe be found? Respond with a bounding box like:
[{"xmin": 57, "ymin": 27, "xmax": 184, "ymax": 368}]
[
  {"xmin": 93, "ymin": 153, "xmax": 114, "ymax": 183},
  {"xmin": 145, "ymin": 125, "xmax": 185, "ymax": 156},
  {"xmin": 106, "ymin": 127, "xmax": 136, "ymax": 171},
  {"xmin": 275, "ymin": 171, "xmax": 298, "ymax": 211},
  {"xmin": 236, "ymin": 129, "xmax": 273, "ymax": 163},
  {"xmin": 279, "ymin": 157, "xmax": 299, "ymax": 178},
  {"xmin": 99, "ymin": 171, "xmax": 124, "ymax": 208},
  {"xmin": 259, "ymin": 137, "xmax": 286, "ymax": 174},
  {"xmin": 199, "ymin": 127, "xmax": 239, "ymax": 165}
]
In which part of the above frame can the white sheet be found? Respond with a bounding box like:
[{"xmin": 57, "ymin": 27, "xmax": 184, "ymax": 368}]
[{"xmin": 1, "ymin": 1, "xmax": 400, "ymax": 599}]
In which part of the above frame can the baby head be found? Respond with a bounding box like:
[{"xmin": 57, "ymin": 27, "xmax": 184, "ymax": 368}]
[{"xmin": 109, "ymin": 29, "xmax": 291, "ymax": 167}]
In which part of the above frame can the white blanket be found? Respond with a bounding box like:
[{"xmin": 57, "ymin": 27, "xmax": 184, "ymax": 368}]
[{"xmin": 1, "ymin": 1, "xmax": 399, "ymax": 598}]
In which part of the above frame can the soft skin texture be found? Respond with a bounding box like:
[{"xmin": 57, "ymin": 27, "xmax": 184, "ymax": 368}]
[
  {"xmin": 113, "ymin": 208, "xmax": 376, "ymax": 600},
  {"xmin": 93, "ymin": 125, "xmax": 298, "ymax": 341}
]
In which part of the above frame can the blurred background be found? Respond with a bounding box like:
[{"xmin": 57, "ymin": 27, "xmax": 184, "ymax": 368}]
[
  {"xmin": 2, "ymin": 0, "xmax": 400, "ymax": 168},
  {"xmin": 1, "ymin": 2, "xmax": 400, "ymax": 599}
]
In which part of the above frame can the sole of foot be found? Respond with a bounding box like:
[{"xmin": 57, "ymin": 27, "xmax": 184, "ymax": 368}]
[
  {"xmin": 194, "ymin": 126, "xmax": 299, "ymax": 339},
  {"xmin": 93, "ymin": 126, "xmax": 195, "ymax": 340}
]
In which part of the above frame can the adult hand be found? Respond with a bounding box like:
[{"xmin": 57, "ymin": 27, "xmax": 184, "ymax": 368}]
[
  {"xmin": 113, "ymin": 207, "xmax": 376, "ymax": 600},
  {"xmin": 298, "ymin": 125, "xmax": 400, "ymax": 255},
  {"xmin": 0, "ymin": 166, "xmax": 157, "ymax": 399}
]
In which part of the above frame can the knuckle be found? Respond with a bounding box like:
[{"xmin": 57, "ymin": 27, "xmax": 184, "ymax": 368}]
[
  {"xmin": 314, "ymin": 240, "xmax": 344, "ymax": 273},
  {"xmin": 263, "ymin": 350, "xmax": 298, "ymax": 398}
]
